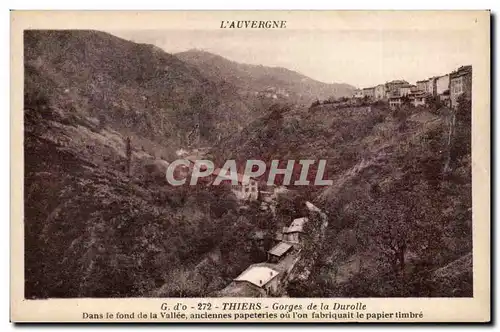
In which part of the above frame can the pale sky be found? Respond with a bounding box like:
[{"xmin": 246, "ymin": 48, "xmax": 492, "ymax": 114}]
[{"xmin": 108, "ymin": 29, "xmax": 473, "ymax": 89}]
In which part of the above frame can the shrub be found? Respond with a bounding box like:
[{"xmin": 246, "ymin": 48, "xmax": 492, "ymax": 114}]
[
  {"xmin": 310, "ymin": 99, "xmax": 321, "ymax": 108},
  {"xmin": 426, "ymin": 95, "xmax": 444, "ymax": 113},
  {"xmin": 24, "ymin": 87, "xmax": 50, "ymax": 110}
]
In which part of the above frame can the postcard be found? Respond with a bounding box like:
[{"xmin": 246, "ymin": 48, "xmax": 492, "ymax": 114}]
[{"xmin": 10, "ymin": 10, "xmax": 490, "ymax": 323}]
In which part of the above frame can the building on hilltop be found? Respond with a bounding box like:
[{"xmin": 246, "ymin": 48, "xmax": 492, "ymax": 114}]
[
  {"xmin": 435, "ymin": 74, "xmax": 450, "ymax": 96},
  {"xmin": 416, "ymin": 79, "xmax": 428, "ymax": 92},
  {"xmin": 385, "ymin": 80, "xmax": 409, "ymax": 96},
  {"xmin": 353, "ymin": 89, "xmax": 364, "ymax": 99},
  {"xmin": 425, "ymin": 77, "xmax": 437, "ymax": 95},
  {"xmin": 362, "ymin": 87, "xmax": 375, "ymax": 99},
  {"xmin": 415, "ymin": 78, "xmax": 435, "ymax": 95},
  {"xmin": 410, "ymin": 90, "xmax": 427, "ymax": 107},
  {"xmin": 388, "ymin": 91, "xmax": 403, "ymax": 109},
  {"xmin": 450, "ymin": 65, "xmax": 472, "ymax": 108},
  {"xmin": 433, "ymin": 74, "xmax": 451, "ymax": 106},
  {"xmin": 374, "ymin": 84, "xmax": 386, "ymax": 100},
  {"xmin": 398, "ymin": 84, "xmax": 414, "ymax": 97}
]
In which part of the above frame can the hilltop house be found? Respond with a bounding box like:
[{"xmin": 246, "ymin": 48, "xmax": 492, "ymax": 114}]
[
  {"xmin": 432, "ymin": 74, "xmax": 450, "ymax": 106},
  {"xmin": 389, "ymin": 97, "xmax": 402, "ymax": 109},
  {"xmin": 353, "ymin": 89, "xmax": 364, "ymax": 99},
  {"xmin": 416, "ymin": 79, "xmax": 428, "ymax": 92},
  {"xmin": 356, "ymin": 80, "xmax": 412, "ymax": 102},
  {"xmin": 416, "ymin": 78, "xmax": 436, "ymax": 95},
  {"xmin": 450, "ymin": 65, "xmax": 472, "ymax": 108},
  {"xmin": 425, "ymin": 77, "xmax": 437, "ymax": 95},
  {"xmin": 374, "ymin": 84, "xmax": 386, "ymax": 100},
  {"xmin": 388, "ymin": 91, "xmax": 403, "ymax": 109},
  {"xmin": 398, "ymin": 84, "xmax": 414, "ymax": 97},
  {"xmin": 362, "ymin": 87, "xmax": 375, "ymax": 99},
  {"xmin": 385, "ymin": 80, "xmax": 409, "ymax": 95},
  {"xmin": 413, "ymin": 73, "xmax": 454, "ymax": 108},
  {"xmin": 435, "ymin": 74, "xmax": 450, "ymax": 95},
  {"xmin": 410, "ymin": 91, "xmax": 427, "ymax": 107},
  {"xmin": 357, "ymin": 65, "xmax": 471, "ymax": 110}
]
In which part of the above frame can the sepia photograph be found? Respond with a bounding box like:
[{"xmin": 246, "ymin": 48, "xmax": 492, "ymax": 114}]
[{"xmin": 11, "ymin": 10, "xmax": 490, "ymax": 322}]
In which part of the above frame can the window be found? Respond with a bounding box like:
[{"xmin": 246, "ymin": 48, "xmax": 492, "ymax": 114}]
[{"xmin": 452, "ymin": 77, "xmax": 463, "ymax": 94}]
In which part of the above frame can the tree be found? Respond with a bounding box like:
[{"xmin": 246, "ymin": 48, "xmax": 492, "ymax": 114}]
[
  {"xmin": 401, "ymin": 95, "xmax": 411, "ymax": 108},
  {"xmin": 425, "ymin": 95, "xmax": 444, "ymax": 113},
  {"xmin": 325, "ymin": 97, "xmax": 337, "ymax": 104},
  {"xmin": 357, "ymin": 188, "xmax": 444, "ymax": 278},
  {"xmin": 310, "ymin": 99, "xmax": 321, "ymax": 108},
  {"xmin": 24, "ymin": 87, "xmax": 50, "ymax": 111}
]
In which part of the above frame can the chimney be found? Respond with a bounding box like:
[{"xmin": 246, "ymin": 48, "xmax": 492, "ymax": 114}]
[{"xmin": 259, "ymin": 280, "xmax": 262, "ymax": 285}]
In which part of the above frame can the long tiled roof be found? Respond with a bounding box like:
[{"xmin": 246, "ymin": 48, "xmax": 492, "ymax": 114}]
[{"xmin": 268, "ymin": 242, "xmax": 293, "ymax": 257}]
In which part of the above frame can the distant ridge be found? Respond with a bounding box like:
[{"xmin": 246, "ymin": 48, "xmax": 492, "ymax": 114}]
[{"xmin": 176, "ymin": 49, "xmax": 356, "ymax": 103}]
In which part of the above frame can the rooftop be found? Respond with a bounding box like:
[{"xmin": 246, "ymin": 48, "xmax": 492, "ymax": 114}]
[
  {"xmin": 386, "ymin": 80, "xmax": 409, "ymax": 85},
  {"xmin": 268, "ymin": 242, "xmax": 293, "ymax": 257},
  {"xmin": 450, "ymin": 65, "xmax": 472, "ymax": 78},
  {"xmin": 305, "ymin": 201, "xmax": 321, "ymax": 213},
  {"xmin": 234, "ymin": 265, "xmax": 279, "ymax": 288},
  {"xmin": 284, "ymin": 217, "xmax": 309, "ymax": 233},
  {"xmin": 217, "ymin": 281, "xmax": 264, "ymax": 297}
]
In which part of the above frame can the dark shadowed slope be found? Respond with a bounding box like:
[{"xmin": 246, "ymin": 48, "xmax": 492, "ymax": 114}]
[
  {"xmin": 24, "ymin": 30, "xmax": 258, "ymax": 149},
  {"xmin": 23, "ymin": 29, "xmax": 270, "ymax": 298}
]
